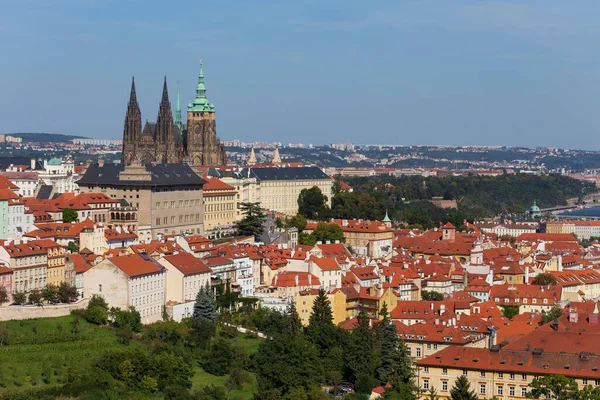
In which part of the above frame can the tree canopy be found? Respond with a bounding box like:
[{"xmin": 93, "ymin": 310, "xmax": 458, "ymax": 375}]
[
  {"xmin": 235, "ymin": 202, "xmax": 266, "ymax": 238},
  {"xmin": 298, "ymin": 186, "xmax": 329, "ymax": 220}
]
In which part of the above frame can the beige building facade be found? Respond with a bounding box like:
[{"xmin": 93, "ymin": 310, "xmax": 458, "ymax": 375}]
[{"xmin": 77, "ymin": 161, "xmax": 206, "ymax": 242}]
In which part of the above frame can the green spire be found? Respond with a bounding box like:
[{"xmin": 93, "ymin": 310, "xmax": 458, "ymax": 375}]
[
  {"xmin": 175, "ymin": 82, "xmax": 182, "ymax": 129},
  {"xmin": 188, "ymin": 59, "xmax": 215, "ymax": 113},
  {"xmin": 382, "ymin": 210, "xmax": 391, "ymax": 223}
]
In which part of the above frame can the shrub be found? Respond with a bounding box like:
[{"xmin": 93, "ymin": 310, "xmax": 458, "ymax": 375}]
[{"xmin": 85, "ymin": 306, "xmax": 108, "ymax": 325}]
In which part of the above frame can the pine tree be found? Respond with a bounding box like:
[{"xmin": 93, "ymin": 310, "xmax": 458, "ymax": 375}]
[
  {"xmin": 450, "ymin": 375, "xmax": 477, "ymax": 400},
  {"xmin": 306, "ymin": 288, "xmax": 337, "ymax": 354},
  {"xmin": 378, "ymin": 302, "xmax": 418, "ymax": 399},
  {"xmin": 344, "ymin": 310, "xmax": 376, "ymax": 386},
  {"xmin": 193, "ymin": 283, "xmax": 217, "ymax": 323},
  {"xmin": 287, "ymin": 300, "xmax": 302, "ymax": 337},
  {"xmin": 376, "ymin": 302, "xmax": 397, "ymax": 382}
]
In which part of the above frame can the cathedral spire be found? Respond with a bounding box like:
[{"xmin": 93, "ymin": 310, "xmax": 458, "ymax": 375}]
[
  {"xmin": 129, "ymin": 76, "xmax": 138, "ymax": 106},
  {"xmin": 161, "ymin": 76, "xmax": 170, "ymax": 106},
  {"xmin": 175, "ymin": 82, "xmax": 182, "ymax": 130},
  {"xmin": 189, "ymin": 59, "xmax": 215, "ymax": 113}
]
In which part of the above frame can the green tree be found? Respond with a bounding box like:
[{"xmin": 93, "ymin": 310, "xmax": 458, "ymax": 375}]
[
  {"xmin": 344, "ymin": 311, "xmax": 376, "ymax": 392},
  {"xmin": 253, "ymin": 334, "xmax": 323, "ymax": 396},
  {"xmin": 450, "ymin": 375, "xmax": 477, "ymax": 400},
  {"xmin": 235, "ymin": 202, "xmax": 267, "ymax": 237},
  {"xmin": 62, "ymin": 208, "xmax": 78, "ymax": 223},
  {"xmin": 203, "ymin": 338, "xmax": 233, "ymax": 376},
  {"xmin": 287, "ymin": 300, "xmax": 302, "ymax": 337},
  {"xmin": 188, "ymin": 316, "xmax": 216, "ymax": 350},
  {"xmin": 275, "ymin": 217, "xmax": 284, "ymax": 229},
  {"xmin": 531, "ymin": 273, "xmax": 558, "ymax": 286},
  {"xmin": 58, "ymin": 281, "xmax": 79, "ymax": 303},
  {"xmin": 310, "ymin": 222, "xmax": 345, "ymax": 244},
  {"xmin": 67, "ymin": 241, "xmax": 79, "ymax": 253},
  {"xmin": 28, "ymin": 289, "xmax": 43, "ymax": 305},
  {"xmin": 526, "ymin": 375, "xmax": 579, "ymax": 400},
  {"xmin": 425, "ymin": 387, "xmax": 440, "ymax": 400},
  {"xmin": 11, "ymin": 291, "xmax": 26, "ymax": 305},
  {"xmin": 501, "ymin": 305, "xmax": 520, "ymax": 320},
  {"xmin": 421, "ymin": 290, "xmax": 444, "ymax": 301},
  {"xmin": 298, "ymin": 186, "xmax": 329, "ymax": 220},
  {"xmin": 286, "ymin": 214, "xmax": 308, "ymax": 232},
  {"xmin": 540, "ymin": 306, "xmax": 563, "ymax": 325},
  {"xmin": 86, "ymin": 306, "xmax": 108, "ymax": 325},
  {"xmin": 0, "ymin": 286, "xmax": 8, "ymax": 305},
  {"xmin": 375, "ymin": 303, "xmax": 396, "ymax": 382},
  {"xmin": 42, "ymin": 284, "xmax": 59, "ymax": 304},
  {"xmin": 88, "ymin": 294, "xmax": 109, "ymax": 310},
  {"xmin": 111, "ymin": 307, "xmax": 142, "ymax": 332},
  {"xmin": 306, "ymin": 289, "xmax": 338, "ymax": 356},
  {"xmin": 192, "ymin": 283, "xmax": 217, "ymax": 322}
]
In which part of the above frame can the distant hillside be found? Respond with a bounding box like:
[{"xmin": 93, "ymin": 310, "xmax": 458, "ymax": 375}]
[{"xmin": 6, "ymin": 132, "xmax": 87, "ymax": 143}]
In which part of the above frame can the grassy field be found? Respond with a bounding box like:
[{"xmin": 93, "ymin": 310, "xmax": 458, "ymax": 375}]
[{"xmin": 0, "ymin": 315, "xmax": 262, "ymax": 398}]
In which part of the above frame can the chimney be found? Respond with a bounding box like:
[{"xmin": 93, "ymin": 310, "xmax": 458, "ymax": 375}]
[
  {"xmin": 30, "ymin": 158, "xmax": 36, "ymax": 170},
  {"xmin": 525, "ymin": 265, "xmax": 530, "ymax": 284},
  {"xmin": 557, "ymin": 255, "xmax": 563, "ymax": 272},
  {"xmin": 43, "ymin": 159, "xmax": 48, "ymax": 169},
  {"xmin": 98, "ymin": 159, "xmax": 105, "ymax": 167},
  {"xmin": 294, "ymin": 274, "xmax": 299, "ymax": 287},
  {"xmin": 308, "ymin": 274, "xmax": 312, "ymax": 286}
]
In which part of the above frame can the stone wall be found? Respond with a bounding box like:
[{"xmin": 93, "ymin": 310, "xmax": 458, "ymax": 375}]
[{"xmin": 0, "ymin": 298, "xmax": 89, "ymax": 321}]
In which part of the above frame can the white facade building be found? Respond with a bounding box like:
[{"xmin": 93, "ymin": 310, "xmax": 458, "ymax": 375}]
[{"xmin": 83, "ymin": 253, "xmax": 166, "ymax": 324}]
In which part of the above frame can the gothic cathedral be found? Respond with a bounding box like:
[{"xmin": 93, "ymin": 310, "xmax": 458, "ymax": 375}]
[{"xmin": 121, "ymin": 61, "xmax": 226, "ymax": 166}]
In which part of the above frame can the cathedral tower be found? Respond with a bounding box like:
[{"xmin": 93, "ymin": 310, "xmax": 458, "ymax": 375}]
[
  {"xmin": 185, "ymin": 60, "xmax": 226, "ymax": 166},
  {"xmin": 122, "ymin": 77, "xmax": 142, "ymax": 164}
]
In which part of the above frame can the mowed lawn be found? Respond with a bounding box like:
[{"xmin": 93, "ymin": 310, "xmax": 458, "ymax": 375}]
[{"xmin": 192, "ymin": 367, "xmax": 257, "ymax": 400}]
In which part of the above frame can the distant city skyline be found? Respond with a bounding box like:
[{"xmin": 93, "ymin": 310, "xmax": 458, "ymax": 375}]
[{"xmin": 1, "ymin": 1, "xmax": 600, "ymax": 149}]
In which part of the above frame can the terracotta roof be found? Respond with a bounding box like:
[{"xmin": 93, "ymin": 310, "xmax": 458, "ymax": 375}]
[
  {"xmin": 517, "ymin": 233, "xmax": 578, "ymax": 242},
  {"xmin": 108, "ymin": 254, "xmax": 163, "ymax": 277},
  {"xmin": 163, "ymin": 253, "xmax": 212, "ymax": 275},
  {"xmin": 69, "ymin": 254, "xmax": 92, "ymax": 274},
  {"xmin": 418, "ymin": 345, "xmax": 600, "ymax": 379},
  {"xmin": 310, "ymin": 256, "xmax": 341, "ymax": 271},
  {"xmin": 2, "ymin": 239, "xmax": 61, "ymax": 257},
  {"xmin": 202, "ymin": 177, "xmax": 235, "ymax": 191},
  {"xmin": 271, "ymin": 271, "xmax": 321, "ymax": 287},
  {"xmin": 0, "ymin": 175, "xmax": 19, "ymax": 190}
]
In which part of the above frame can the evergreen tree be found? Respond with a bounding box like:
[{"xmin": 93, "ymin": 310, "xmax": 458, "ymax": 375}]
[
  {"xmin": 192, "ymin": 283, "xmax": 217, "ymax": 323},
  {"xmin": 450, "ymin": 375, "xmax": 477, "ymax": 400},
  {"xmin": 287, "ymin": 300, "xmax": 302, "ymax": 337},
  {"xmin": 235, "ymin": 202, "xmax": 267, "ymax": 237},
  {"xmin": 344, "ymin": 310, "xmax": 376, "ymax": 392},
  {"xmin": 376, "ymin": 302, "xmax": 396, "ymax": 382},
  {"xmin": 307, "ymin": 289, "xmax": 336, "ymax": 354}
]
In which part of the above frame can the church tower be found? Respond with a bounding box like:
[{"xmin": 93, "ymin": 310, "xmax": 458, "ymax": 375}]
[
  {"xmin": 185, "ymin": 60, "xmax": 226, "ymax": 166},
  {"xmin": 155, "ymin": 77, "xmax": 180, "ymax": 163},
  {"xmin": 122, "ymin": 77, "xmax": 142, "ymax": 164}
]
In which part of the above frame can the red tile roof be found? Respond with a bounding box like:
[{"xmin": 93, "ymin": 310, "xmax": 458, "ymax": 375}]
[
  {"xmin": 310, "ymin": 256, "xmax": 341, "ymax": 271},
  {"xmin": 517, "ymin": 233, "xmax": 578, "ymax": 242},
  {"xmin": 0, "ymin": 175, "xmax": 19, "ymax": 190},
  {"xmin": 109, "ymin": 254, "xmax": 163, "ymax": 277},
  {"xmin": 202, "ymin": 177, "xmax": 235, "ymax": 191},
  {"xmin": 163, "ymin": 253, "xmax": 212, "ymax": 275},
  {"xmin": 271, "ymin": 271, "xmax": 321, "ymax": 287}
]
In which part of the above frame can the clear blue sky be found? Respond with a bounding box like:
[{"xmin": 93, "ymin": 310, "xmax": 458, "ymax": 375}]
[{"xmin": 1, "ymin": 0, "xmax": 599, "ymax": 149}]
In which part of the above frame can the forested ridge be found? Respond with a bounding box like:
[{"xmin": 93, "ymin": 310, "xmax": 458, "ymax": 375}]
[{"xmin": 300, "ymin": 173, "xmax": 596, "ymax": 229}]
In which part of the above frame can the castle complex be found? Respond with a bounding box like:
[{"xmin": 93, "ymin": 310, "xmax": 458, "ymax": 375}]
[{"xmin": 121, "ymin": 61, "xmax": 226, "ymax": 166}]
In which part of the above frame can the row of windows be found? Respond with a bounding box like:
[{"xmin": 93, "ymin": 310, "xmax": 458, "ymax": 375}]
[
  {"xmin": 155, "ymin": 214, "xmax": 201, "ymax": 226},
  {"xmin": 205, "ymin": 212, "xmax": 235, "ymax": 221},
  {"xmin": 132, "ymin": 279, "xmax": 164, "ymax": 294},
  {"xmin": 421, "ymin": 381, "xmax": 528, "ymax": 397},
  {"xmin": 156, "ymin": 199, "xmax": 201, "ymax": 210},
  {"xmin": 132, "ymin": 292, "xmax": 164, "ymax": 307},
  {"xmin": 495, "ymin": 297, "xmax": 548, "ymax": 304},
  {"xmin": 205, "ymin": 203, "xmax": 235, "ymax": 212}
]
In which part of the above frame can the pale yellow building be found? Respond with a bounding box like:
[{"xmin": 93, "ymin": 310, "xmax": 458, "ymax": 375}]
[
  {"xmin": 202, "ymin": 177, "xmax": 238, "ymax": 238},
  {"xmin": 294, "ymin": 288, "xmax": 347, "ymax": 326}
]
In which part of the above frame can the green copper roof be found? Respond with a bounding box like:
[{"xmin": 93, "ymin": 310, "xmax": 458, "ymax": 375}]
[
  {"xmin": 48, "ymin": 158, "xmax": 62, "ymax": 165},
  {"xmin": 382, "ymin": 210, "xmax": 391, "ymax": 222},
  {"xmin": 175, "ymin": 82, "xmax": 182, "ymax": 129},
  {"xmin": 188, "ymin": 60, "xmax": 215, "ymax": 113}
]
